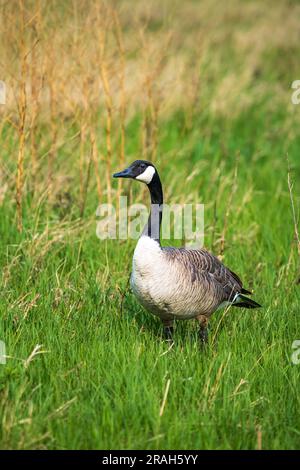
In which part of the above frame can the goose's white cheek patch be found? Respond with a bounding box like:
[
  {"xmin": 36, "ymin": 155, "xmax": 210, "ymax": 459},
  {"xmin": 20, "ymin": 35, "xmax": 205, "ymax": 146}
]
[{"xmin": 136, "ymin": 166, "xmax": 155, "ymax": 184}]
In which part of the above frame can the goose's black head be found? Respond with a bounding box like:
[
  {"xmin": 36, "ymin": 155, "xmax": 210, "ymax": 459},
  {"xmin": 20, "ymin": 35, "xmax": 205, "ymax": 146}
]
[{"xmin": 113, "ymin": 160, "xmax": 156, "ymax": 185}]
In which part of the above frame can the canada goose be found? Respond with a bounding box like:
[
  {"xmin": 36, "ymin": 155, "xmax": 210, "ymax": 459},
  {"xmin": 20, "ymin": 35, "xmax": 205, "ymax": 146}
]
[{"xmin": 113, "ymin": 160, "xmax": 261, "ymax": 343}]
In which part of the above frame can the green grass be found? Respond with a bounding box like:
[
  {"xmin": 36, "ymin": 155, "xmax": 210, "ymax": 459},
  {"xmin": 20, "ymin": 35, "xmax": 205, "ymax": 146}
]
[{"xmin": 0, "ymin": 101, "xmax": 300, "ymax": 449}]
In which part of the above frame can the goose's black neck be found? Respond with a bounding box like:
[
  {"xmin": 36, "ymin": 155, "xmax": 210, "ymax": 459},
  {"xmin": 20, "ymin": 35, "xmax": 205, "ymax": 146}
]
[{"xmin": 142, "ymin": 171, "xmax": 163, "ymax": 243}]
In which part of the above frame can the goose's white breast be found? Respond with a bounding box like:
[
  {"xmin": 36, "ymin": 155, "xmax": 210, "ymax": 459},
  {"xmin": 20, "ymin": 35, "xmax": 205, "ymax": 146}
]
[{"xmin": 131, "ymin": 236, "xmax": 172, "ymax": 316}]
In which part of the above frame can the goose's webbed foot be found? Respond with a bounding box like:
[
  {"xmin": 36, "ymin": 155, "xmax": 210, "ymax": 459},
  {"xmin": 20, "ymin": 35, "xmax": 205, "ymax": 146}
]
[
  {"xmin": 162, "ymin": 320, "xmax": 174, "ymax": 342},
  {"xmin": 164, "ymin": 326, "xmax": 174, "ymax": 341},
  {"xmin": 197, "ymin": 315, "xmax": 209, "ymax": 347},
  {"xmin": 199, "ymin": 325, "xmax": 208, "ymax": 345}
]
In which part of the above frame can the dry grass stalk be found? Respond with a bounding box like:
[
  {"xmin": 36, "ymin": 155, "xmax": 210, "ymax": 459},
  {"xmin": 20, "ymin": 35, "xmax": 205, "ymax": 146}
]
[
  {"xmin": 256, "ymin": 424, "xmax": 262, "ymax": 450},
  {"xmin": 159, "ymin": 378, "xmax": 171, "ymax": 417},
  {"xmin": 99, "ymin": 27, "xmax": 113, "ymax": 205},
  {"xmin": 146, "ymin": 74, "xmax": 160, "ymax": 163},
  {"xmin": 24, "ymin": 344, "xmax": 48, "ymax": 369},
  {"xmin": 113, "ymin": 10, "xmax": 126, "ymax": 207},
  {"xmin": 90, "ymin": 127, "xmax": 102, "ymax": 203},
  {"xmin": 48, "ymin": 396, "xmax": 77, "ymax": 420},
  {"xmin": 16, "ymin": 0, "xmax": 27, "ymax": 232},
  {"xmin": 79, "ymin": 121, "xmax": 87, "ymax": 210},
  {"xmin": 47, "ymin": 45, "xmax": 58, "ymax": 196},
  {"xmin": 201, "ymin": 353, "xmax": 231, "ymax": 411},
  {"xmin": 29, "ymin": 1, "xmax": 42, "ymax": 192},
  {"xmin": 79, "ymin": 75, "xmax": 90, "ymax": 212},
  {"xmin": 80, "ymin": 139, "xmax": 92, "ymax": 218}
]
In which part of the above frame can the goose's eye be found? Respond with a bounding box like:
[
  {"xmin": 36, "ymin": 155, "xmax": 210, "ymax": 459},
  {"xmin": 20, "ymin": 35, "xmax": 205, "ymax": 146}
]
[{"xmin": 140, "ymin": 164, "xmax": 146, "ymax": 170}]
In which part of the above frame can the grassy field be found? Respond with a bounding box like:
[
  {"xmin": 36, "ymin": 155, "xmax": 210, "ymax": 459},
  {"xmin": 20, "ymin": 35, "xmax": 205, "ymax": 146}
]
[{"xmin": 0, "ymin": 0, "xmax": 300, "ymax": 450}]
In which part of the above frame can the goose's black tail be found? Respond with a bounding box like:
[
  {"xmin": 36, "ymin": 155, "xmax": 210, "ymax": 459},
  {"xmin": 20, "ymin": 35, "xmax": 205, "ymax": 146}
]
[{"xmin": 233, "ymin": 294, "xmax": 262, "ymax": 309}]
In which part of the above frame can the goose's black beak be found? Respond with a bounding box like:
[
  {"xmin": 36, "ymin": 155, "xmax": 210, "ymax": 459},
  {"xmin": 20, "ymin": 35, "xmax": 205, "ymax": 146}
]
[{"xmin": 113, "ymin": 167, "xmax": 133, "ymax": 179}]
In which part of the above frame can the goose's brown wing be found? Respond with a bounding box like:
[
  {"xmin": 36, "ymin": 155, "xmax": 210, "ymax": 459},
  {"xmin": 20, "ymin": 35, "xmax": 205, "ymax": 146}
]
[{"xmin": 163, "ymin": 247, "xmax": 247, "ymax": 303}]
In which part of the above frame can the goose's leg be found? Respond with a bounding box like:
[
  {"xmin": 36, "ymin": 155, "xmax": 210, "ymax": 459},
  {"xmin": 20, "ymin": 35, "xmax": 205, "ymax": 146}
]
[
  {"xmin": 197, "ymin": 315, "xmax": 209, "ymax": 345},
  {"xmin": 162, "ymin": 319, "xmax": 174, "ymax": 342}
]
